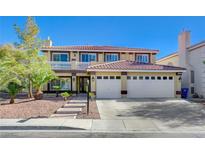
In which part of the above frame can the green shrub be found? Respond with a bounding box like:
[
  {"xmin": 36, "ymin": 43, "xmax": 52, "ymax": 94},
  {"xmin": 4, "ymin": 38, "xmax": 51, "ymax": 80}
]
[{"xmin": 61, "ymin": 92, "xmax": 71, "ymax": 101}]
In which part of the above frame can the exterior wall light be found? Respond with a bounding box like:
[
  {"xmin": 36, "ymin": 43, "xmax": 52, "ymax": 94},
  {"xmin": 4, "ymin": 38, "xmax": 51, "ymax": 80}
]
[
  {"xmin": 72, "ymin": 77, "xmax": 76, "ymax": 82},
  {"xmin": 92, "ymin": 76, "xmax": 95, "ymax": 82}
]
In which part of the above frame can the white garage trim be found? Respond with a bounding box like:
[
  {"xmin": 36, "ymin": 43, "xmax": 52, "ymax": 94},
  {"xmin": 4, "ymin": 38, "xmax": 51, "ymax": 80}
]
[
  {"xmin": 127, "ymin": 75, "xmax": 175, "ymax": 98},
  {"xmin": 96, "ymin": 76, "xmax": 121, "ymax": 99}
]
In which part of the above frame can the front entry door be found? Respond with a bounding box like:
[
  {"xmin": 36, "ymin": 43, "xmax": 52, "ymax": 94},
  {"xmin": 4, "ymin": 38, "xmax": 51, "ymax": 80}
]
[{"xmin": 79, "ymin": 77, "xmax": 90, "ymax": 93}]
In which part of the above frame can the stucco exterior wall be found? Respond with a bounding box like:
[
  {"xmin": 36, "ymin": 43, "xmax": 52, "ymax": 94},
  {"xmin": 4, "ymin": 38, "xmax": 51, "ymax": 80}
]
[
  {"xmin": 98, "ymin": 53, "xmax": 104, "ymax": 62},
  {"xmin": 157, "ymin": 54, "xmax": 179, "ymax": 66},
  {"xmin": 43, "ymin": 50, "xmax": 156, "ymax": 63},
  {"xmin": 151, "ymin": 54, "xmax": 156, "ymax": 63},
  {"xmin": 188, "ymin": 46, "xmax": 205, "ymax": 97}
]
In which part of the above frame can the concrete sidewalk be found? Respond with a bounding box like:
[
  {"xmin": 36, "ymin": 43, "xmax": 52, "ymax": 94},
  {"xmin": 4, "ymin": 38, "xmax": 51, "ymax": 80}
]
[{"xmin": 1, "ymin": 118, "xmax": 205, "ymax": 137}]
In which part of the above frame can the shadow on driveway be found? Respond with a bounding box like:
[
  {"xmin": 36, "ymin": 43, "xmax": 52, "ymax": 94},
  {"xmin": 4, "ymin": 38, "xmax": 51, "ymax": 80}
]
[{"xmin": 116, "ymin": 100, "xmax": 205, "ymax": 128}]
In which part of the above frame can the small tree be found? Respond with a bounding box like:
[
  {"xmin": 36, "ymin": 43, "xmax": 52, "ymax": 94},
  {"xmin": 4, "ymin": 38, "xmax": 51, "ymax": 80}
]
[
  {"xmin": 0, "ymin": 45, "xmax": 26, "ymax": 104},
  {"xmin": 7, "ymin": 82, "xmax": 24, "ymax": 104},
  {"xmin": 30, "ymin": 58, "xmax": 56, "ymax": 100},
  {"xmin": 14, "ymin": 17, "xmax": 42, "ymax": 98}
]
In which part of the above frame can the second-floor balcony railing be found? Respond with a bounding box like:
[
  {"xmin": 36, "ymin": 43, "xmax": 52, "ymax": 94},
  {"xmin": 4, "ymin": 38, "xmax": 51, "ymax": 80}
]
[
  {"xmin": 76, "ymin": 62, "xmax": 90, "ymax": 70},
  {"xmin": 49, "ymin": 61, "xmax": 101, "ymax": 71},
  {"xmin": 49, "ymin": 61, "xmax": 72, "ymax": 70}
]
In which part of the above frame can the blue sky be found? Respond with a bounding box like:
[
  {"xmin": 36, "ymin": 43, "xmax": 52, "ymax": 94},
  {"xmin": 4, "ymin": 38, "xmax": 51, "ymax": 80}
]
[{"xmin": 1, "ymin": 16, "xmax": 205, "ymax": 59}]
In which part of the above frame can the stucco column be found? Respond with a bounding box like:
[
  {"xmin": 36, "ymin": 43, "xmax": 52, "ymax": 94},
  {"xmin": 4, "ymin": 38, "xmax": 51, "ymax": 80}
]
[
  {"xmin": 121, "ymin": 72, "xmax": 127, "ymax": 98},
  {"xmin": 72, "ymin": 73, "xmax": 77, "ymax": 94},
  {"xmin": 175, "ymin": 73, "xmax": 182, "ymax": 98},
  {"xmin": 90, "ymin": 72, "xmax": 96, "ymax": 94},
  {"xmin": 47, "ymin": 50, "xmax": 51, "ymax": 61}
]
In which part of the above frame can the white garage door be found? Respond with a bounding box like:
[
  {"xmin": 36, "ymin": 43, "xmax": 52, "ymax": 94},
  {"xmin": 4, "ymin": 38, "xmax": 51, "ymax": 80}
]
[
  {"xmin": 96, "ymin": 76, "xmax": 121, "ymax": 99},
  {"xmin": 127, "ymin": 75, "xmax": 174, "ymax": 98}
]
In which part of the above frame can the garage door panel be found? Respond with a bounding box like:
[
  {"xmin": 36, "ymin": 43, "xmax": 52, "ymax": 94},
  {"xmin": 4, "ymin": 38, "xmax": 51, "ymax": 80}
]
[
  {"xmin": 127, "ymin": 77, "xmax": 174, "ymax": 98},
  {"xmin": 96, "ymin": 77, "xmax": 121, "ymax": 99}
]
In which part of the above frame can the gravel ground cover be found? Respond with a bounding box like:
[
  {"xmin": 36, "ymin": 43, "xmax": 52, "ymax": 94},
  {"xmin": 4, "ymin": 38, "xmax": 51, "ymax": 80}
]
[
  {"xmin": 76, "ymin": 100, "xmax": 100, "ymax": 119},
  {"xmin": 0, "ymin": 94, "xmax": 66, "ymax": 119}
]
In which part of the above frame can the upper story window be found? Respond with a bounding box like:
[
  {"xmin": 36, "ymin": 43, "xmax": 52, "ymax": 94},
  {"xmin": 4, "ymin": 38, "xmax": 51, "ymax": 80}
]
[
  {"xmin": 136, "ymin": 54, "xmax": 149, "ymax": 63},
  {"xmin": 105, "ymin": 53, "xmax": 119, "ymax": 62},
  {"xmin": 52, "ymin": 53, "xmax": 69, "ymax": 62},
  {"xmin": 80, "ymin": 53, "xmax": 97, "ymax": 62}
]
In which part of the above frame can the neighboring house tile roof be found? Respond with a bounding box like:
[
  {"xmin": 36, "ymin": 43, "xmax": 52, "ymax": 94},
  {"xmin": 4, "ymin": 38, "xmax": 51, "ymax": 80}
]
[
  {"xmin": 87, "ymin": 60, "xmax": 186, "ymax": 72},
  {"xmin": 41, "ymin": 45, "xmax": 159, "ymax": 53}
]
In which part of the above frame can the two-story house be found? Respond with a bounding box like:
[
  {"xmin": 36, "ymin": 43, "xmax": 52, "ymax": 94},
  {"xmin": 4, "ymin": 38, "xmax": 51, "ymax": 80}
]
[{"xmin": 41, "ymin": 39, "xmax": 185, "ymax": 99}]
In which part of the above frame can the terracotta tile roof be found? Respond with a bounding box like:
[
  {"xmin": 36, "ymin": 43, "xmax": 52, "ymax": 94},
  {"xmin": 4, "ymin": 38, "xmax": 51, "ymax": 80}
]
[
  {"xmin": 87, "ymin": 60, "xmax": 186, "ymax": 72},
  {"xmin": 41, "ymin": 45, "xmax": 159, "ymax": 53}
]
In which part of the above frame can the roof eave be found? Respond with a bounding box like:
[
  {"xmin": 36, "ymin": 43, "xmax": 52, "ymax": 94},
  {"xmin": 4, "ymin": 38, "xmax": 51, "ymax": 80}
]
[
  {"xmin": 87, "ymin": 69, "xmax": 186, "ymax": 73},
  {"xmin": 41, "ymin": 48, "xmax": 159, "ymax": 53},
  {"xmin": 187, "ymin": 42, "xmax": 205, "ymax": 51}
]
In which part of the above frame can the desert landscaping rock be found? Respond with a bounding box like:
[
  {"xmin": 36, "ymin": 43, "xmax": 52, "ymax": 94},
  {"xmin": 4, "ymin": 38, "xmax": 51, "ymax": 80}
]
[{"xmin": 0, "ymin": 96, "xmax": 66, "ymax": 119}]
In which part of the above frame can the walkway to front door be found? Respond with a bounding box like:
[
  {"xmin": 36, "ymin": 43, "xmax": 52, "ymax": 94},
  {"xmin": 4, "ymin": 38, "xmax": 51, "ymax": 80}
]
[{"xmin": 51, "ymin": 94, "xmax": 87, "ymax": 118}]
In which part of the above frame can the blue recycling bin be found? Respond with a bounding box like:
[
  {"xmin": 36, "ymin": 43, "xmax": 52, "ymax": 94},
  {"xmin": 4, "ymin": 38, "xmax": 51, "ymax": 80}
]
[{"xmin": 181, "ymin": 88, "xmax": 189, "ymax": 99}]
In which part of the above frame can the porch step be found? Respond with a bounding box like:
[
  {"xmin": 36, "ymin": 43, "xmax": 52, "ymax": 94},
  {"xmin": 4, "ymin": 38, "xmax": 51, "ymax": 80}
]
[
  {"xmin": 69, "ymin": 100, "xmax": 87, "ymax": 103},
  {"xmin": 68, "ymin": 102, "xmax": 87, "ymax": 105},
  {"xmin": 50, "ymin": 113, "xmax": 77, "ymax": 118},
  {"xmin": 64, "ymin": 103, "xmax": 86, "ymax": 108},
  {"xmin": 56, "ymin": 108, "xmax": 82, "ymax": 114}
]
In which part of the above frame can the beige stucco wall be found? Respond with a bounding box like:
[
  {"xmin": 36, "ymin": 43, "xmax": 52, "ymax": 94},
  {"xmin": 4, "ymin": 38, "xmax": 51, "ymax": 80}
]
[
  {"xmin": 157, "ymin": 55, "xmax": 179, "ymax": 66},
  {"xmin": 151, "ymin": 54, "xmax": 156, "ymax": 63},
  {"xmin": 188, "ymin": 46, "xmax": 205, "ymax": 97},
  {"xmin": 44, "ymin": 50, "xmax": 156, "ymax": 64},
  {"xmin": 97, "ymin": 53, "xmax": 104, "ymax": 62},
  {"xmin": 90, "ymin": 75, "xmax": 96, "ymax": 92}
]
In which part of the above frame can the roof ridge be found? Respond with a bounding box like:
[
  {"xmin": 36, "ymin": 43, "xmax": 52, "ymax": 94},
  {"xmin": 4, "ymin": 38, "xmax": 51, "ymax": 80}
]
[
  {"xmin": 41, "ymin": 45, "xmax": 159, "ymax": 51},
  {"xmin": 87, "ymin": 60, "xmax": 186, "ymax": 71},
  {"xmin": 88, "ymin": 60, "xmax": 126, "ymax": 69}
]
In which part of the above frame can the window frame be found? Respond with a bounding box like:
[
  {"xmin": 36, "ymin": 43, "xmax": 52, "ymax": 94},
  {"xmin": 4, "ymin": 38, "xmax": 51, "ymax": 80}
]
[
  {"xmin": 145, "ymin": 76, "xmax": 150, "ymax": 80},
  {"xmin": 135, "ymin": 54, "xmax": 149, "ymax": 63},
  {"xmin": 191, "ymin": 70, "xmax": 195, "ymax": 83},
  {"xmin": 116, "ymin": 76, "xmax": 121, "ymax": 80},
  {"xmin": 80, "ymin": 53, "xmax": 97, "ymax": 62},
  {"xmin": 169, "ymin": 76, "xmax": 173, "ymax": 80},
  {"xmin": 110, "ymin": 76, "xmax": 115, "ymax": 79},
  {"xmin": 133, "ymin": 76, "xmax": 137, "ymax": 80},
  {"xmin": 139, "ymin": 76, "xmax": 143, "ymax": 80},
  {"xmin": 97, "ymin": 76, "xmax": 102, "ymax": 79},
  {"xmin": 52, "ymin": 52, "xmax": 69, "ymax": 62},
  {"xmin": 127, "ymin": 76, "xmax": 131, "ymax": 80},
  {"xmin": 157, "ymin": 76, "xmax": 161, "ymax": 80},
  {"xmin": 50, "ymin": 77, "xmax": 72, "ymax": 91},
  {"xmin": 151, "ymin": 76, "xmax": 155, "ymax": 80},
  {"xmin": 105, "ymin": 53, "xmax": 119, "ymax": 62}
]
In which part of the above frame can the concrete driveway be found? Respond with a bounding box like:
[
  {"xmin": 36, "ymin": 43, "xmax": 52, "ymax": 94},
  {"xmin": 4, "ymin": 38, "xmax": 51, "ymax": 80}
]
[{"xmin": 96, "ymin": 98, "xmax": 205, "ymax": 130}]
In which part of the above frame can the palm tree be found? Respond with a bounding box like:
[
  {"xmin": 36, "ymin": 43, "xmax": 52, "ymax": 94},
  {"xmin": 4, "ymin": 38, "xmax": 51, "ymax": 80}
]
[{"xmin": 7, "ymin": 82, "xmax": 24, "ymax": 104}]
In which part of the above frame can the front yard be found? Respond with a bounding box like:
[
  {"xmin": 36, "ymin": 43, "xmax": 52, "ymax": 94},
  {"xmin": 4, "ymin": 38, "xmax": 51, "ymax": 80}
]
[{"xmin": 0, "ymin": 94, "xmax": 66, "ymax": 119}]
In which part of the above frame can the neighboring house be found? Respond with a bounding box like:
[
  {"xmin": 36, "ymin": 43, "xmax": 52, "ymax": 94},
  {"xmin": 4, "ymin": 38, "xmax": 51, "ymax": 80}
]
[
  {"xmin": 41, "ymin": 39, "xmax": 185, "ymax": 99},
  {"xmin": 157, "ymin": 31, "xmax": 205, "ymax": 98},
  {"xmin": 156, "ymin": 52, "xmax": 179, "ymax": 66}
]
